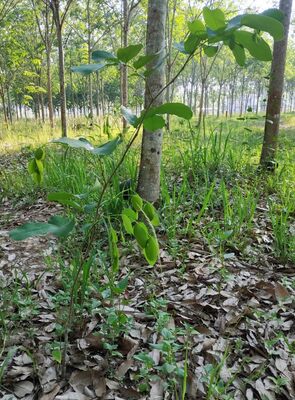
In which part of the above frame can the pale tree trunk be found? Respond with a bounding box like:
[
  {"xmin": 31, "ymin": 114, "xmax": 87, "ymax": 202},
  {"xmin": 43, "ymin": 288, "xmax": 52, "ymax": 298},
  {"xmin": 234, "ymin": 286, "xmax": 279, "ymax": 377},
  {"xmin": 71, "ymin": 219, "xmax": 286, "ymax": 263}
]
[
  {"xmin": 49, "ymin": 0, "xmax": 73, "ymax": 137},
  {"xmin": 121, "ymin": 0, "xmax": 128, "ymax": 130},
  {"xmin": 137, "ymin": 0, "xmax": 167, "ymax": 203},
  {"xmin": 260, "ymin": 0, "xmax": 293, "ymax": 169},
  {"xmin": 165, "ymin": 0, "xmax": 177, "ymax": 130},
  {"xmin": 87, "ymin": 0, "xmax": 93, "ymax": 120}
]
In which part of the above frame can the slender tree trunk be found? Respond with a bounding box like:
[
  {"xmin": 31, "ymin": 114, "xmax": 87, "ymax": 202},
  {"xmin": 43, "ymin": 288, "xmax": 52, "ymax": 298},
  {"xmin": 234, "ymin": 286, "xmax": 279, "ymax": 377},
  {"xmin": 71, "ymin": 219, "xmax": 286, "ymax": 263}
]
[
  {"xmin": 45, "ymin": 11, "xmax": 54, "ymax": 128},
  {"xmin": 56, "ymin": 22, "xmax": 67, "ymax": 136},
  {"xmin": 87, "ymin": 0, "xmax": 93, "ymax": 120},
  {"xmin": 260, "ymin": 0, "xmax": 293, "ymax": 168},
  {"xmin": 137, "ymin": 0, "xmax": 167, "ymax": 202},
  {"xmin": 120, "ymin": 0, "xmax": 128, "ymax": 130},
  {"xmin": 0, "ymin": 84, "xmax": 8, "ymax": 125},
  {"xmin": 51, "ymin": 0, "xmax": 69, "ymax": 137},
  {"xmin": 197, "ymin": 79, "xmax": 205, "ymax": 126}
]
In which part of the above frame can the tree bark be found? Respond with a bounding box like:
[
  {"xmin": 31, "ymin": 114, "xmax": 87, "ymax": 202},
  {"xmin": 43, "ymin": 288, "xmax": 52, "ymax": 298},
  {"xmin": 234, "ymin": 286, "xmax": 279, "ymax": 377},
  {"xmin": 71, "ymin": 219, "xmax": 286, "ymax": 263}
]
[
  {"xmin": 120, "ymin": 0, "xmax": 128, "ymax": 130},
  {"xmin": 137, "ymin": 0, "xmax": 167, "ymax": 203},
  {"xmin": 260, "ymin": 0, "xmax": 293, "ymax": 169}
]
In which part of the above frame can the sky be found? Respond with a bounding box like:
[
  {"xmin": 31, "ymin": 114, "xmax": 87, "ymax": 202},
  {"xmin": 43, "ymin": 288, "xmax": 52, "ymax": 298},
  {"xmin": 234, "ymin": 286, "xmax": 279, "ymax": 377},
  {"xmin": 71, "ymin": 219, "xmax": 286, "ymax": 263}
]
[{"xmin": 235, "ymin": 0, "xmax": 278, "ymax": 12}]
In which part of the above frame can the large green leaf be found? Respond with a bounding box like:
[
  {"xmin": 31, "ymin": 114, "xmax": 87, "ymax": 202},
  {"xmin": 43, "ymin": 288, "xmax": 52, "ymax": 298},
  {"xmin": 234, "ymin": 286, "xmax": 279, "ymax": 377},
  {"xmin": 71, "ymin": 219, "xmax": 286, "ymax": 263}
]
[
  {"xmin": 241, "ymin": 14, "xmax": 284, "ymax": 41},
  {"xmin": 71, "ymin": 64, "xmax": 105, "ymax": 76},
  {"xmin": 188, "ymin": 19, "xmax": 206, "ymax": 37},
  {"xmin": 203, "ymin": 7, "xmax": 226, "ymax": 31},
  {"xmin": 174, "ymin": 41, "xmax": 190, "ymax": 54},
  {"xmin": 91, "ymin": 136, "xmax": 123, "ymax": 156},
  {"xmin": 230, "ymin": 43, "xmax": 246, "ymax": 66},
  {"xmin": 204, "ymin": 45, "xmax": 218, "ymax": 57},
  {"xmin": 184, "ymin": 34, "xmax": 201, "ymax": 53},
  {"xmin": 52, "ymin": 137, "xmax": 122, "ymax": 156},
  {"xmin": 261, "ymin": 9, "xmax": 284, "ymax": 23},
  {"xmin": 10, "ymin": 216, "xmax": 75, "ymax": 241},
  {"xmin": 91, "ymin": 49, "xmax": 116, "ymax": 62},
  {"xmin": 52, "ymin": 137, "xmax": 94, "ymax": 150},
  {"xmin": 117, "ymin": 44, "xmax": 143, "ymax": 64},
  {"xmin": 143, "ymin": 115, "xmax": 166, "ymax": 132},
  {"xmin": 133, "ymin": 54, "xmax": 156, "ymax": 69},
  {"xmin": 47, "ymin": 192, "xmax": 82, "ymax": 210},
  {"xmin": 235, "ymin": 31, "xmax": 272, "ymax": 61},
  {"xmin": 143, "ymin": 236, "xmax": 159, "ymax": 266},
  {"xmin": 134, "ymin": 223, "xmax": 149, "ymax": 248},
  {"xmin": 151, "ymin": 103, "xmax": 193, "ymax": 120},
  {"xmin": 121, "ymin": 106, "xmax": 138, "ymax": 127}
]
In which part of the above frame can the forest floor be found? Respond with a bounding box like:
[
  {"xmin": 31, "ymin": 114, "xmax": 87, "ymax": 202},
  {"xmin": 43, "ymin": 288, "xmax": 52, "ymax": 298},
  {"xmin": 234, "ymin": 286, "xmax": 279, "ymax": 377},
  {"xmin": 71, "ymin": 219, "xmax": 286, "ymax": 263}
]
[{"xmin": 0, "ymin": 114, "xmax": 295, "ymax": 400}]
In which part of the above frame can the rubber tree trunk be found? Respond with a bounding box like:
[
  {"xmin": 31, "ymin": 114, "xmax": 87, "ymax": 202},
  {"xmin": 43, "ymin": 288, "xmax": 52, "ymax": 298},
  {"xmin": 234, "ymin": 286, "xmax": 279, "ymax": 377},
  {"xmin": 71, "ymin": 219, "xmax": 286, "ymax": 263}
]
[
  {"xmin": 52, "ymin": 0, "xmax": 68, "ymax": 137},
  {"xmin": 120, "ymin": 0, "xmax": 128, "ymax": 130},
  {"xmin": 87, "ymin": 0, "xmax": 93, "ymax": 120},
  {"xmin": 260, "ymin": 0, "xmax": 293, "ymax": 169},
  {"xmin": 45, "ymin": 8, "xmax": 54, "ymax": 129},
  {"xmin": 137, "ymin": 0, "xmax": 167, "ymax": 203}
]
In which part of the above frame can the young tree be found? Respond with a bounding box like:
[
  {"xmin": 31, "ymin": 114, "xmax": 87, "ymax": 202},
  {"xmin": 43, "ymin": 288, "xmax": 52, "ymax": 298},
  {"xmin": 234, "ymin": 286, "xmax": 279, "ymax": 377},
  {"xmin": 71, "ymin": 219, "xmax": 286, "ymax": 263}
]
[
  {"xmin": 137, "ymin": 0, "xmax": 167, "ymax": 202},
  {"xmin": 260, "ymin": 0, "xmax": 293, "ymax": 169}
]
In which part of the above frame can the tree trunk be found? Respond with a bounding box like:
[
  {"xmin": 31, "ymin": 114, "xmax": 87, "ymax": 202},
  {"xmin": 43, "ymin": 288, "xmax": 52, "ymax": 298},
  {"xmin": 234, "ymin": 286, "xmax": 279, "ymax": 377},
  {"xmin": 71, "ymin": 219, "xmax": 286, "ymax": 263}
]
[
  {"xmin": 137, "ymin": 0, "xmax": 167, "ymax": 203},
  {"xmin": 52, "ymin": 0, "xmax": 68, "ymax": 137},
  {"xmin": 120, "ymin": 0, "xmax": 128, "ymax": 130},
  {"xmin": 87, "ymin": 0, "xmax": 93, "ymax": 120},
  {"xmin": 260, "ymin": 0, "xmax": 293, "ymax": 169}
]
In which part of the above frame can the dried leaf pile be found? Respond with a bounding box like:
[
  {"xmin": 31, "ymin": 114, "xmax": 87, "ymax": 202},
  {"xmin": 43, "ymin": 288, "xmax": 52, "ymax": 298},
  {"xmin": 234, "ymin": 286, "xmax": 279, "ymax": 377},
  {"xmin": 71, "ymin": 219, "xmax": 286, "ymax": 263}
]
[{"xmin": 0, "ymin": 198, "xmax": 295, "ymax": 400}]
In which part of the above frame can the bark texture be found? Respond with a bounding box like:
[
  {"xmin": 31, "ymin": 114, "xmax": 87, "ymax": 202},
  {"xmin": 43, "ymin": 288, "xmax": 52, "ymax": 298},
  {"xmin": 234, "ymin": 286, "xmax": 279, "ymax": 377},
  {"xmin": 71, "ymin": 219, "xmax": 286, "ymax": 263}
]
[
  {"xmin": 260, "ymin": 0, "xmax": 293, "ymax": 169},
  {"xmin": 137, "ymin": 0, "xmax": 167, "ymax": 202}
]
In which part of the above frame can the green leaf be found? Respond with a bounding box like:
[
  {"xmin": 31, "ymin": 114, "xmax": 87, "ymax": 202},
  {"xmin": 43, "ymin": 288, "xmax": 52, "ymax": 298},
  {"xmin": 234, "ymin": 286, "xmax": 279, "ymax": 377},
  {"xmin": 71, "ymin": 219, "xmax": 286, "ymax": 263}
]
[
  {"xmin": 188, "ymin": 19, "xmax": 206, "ymax": 36},
  {"xmin": 71, "ymin": 64, "xmax": 106, "ymax": 76},
  {"xmin": 241, "ymin": 14, "xmax": 284, "ymax": 41},
  {"xmin": 113, "ymin": 276, "xmax": 129, "ymax": 294},
  {"xmin": 52, "ymin": 137, "xmax": 95, "ymax": 150},
  {"xmin": 143, "ymin": 202, "xmax": 156, "ymax": 221},
  {"xmin": 122, "ymin": 214, "xmax": 134, "ymax": 235},
  {"xmin": 52, "ymin": 136, "xmax": 122, "ymax": 157},
  {"xmin": 234, "ymin": 31, "xmax": 272, "ymax": 61},
  {"xmin": 203, "ymin": 7, "xmax": 226, "ymax": 31},
  {"xmin": 184, "ymin": 34, "xmax": 201, "ymax": 53},
  {"xmin": 91, "ymin": 49, "xmax": 117, "ymax": 62},
  {"xmin": 230, "ymin": 43, "xmax": 246, "ymax": 66},
  {"xmin": 261, "ymin": 8, "xmax": 284, "ymax": 23},
  {"xmin": 121, "ymin": 106, "xmax": 138, "ymax": 127},
  {"xmin": 133, "ymin": 54, "xmax": 156, "ymax": 69},
  {"xmin": 52, "ymin": 348, "xmax": 62, "ymax": 364},
  {"xmin": 174, "ymin": 41, "xmax": 190, "ymax": 54},
  {"xmin": 117, "ymin": 44, "xmax": 143, "ymax": 64},
  {"xmin": 203, "ymin": 45, "xmax": 218, "ymax": 57},
  {"xmin": 122, "ymin": 208, "xmax": 138, "ymax": 222},
  {"xmin": 35, "ymin": 147, "xmax": 45, "ymax": 160},
  {"xmin": 143, "ymin": 115, "xmax": 166, "ymax": 132},
  {"xmin": 134, "ymin": 223, "xmax": 149, "ymax": 248},
  {"xmin": 143, "ymin": 236, "xmax": 159, "ymax": 266},
  {"xmin": 47, "ymin": 192, "xmax": 82, "ymax": 210},
  {"xmin": 150, "ymin": 103, "xmax": 193, "ymax": 120},
  {"xmin": 10, "ymin": 216, "xmax": 75, "ymax": 241},
  {"xmin": 91, "ymin": 137, "xmax": 123, "ymax": 156},
  {"xmin": 131, "ymin": 194, "xmax": 143, "ymax": 211}
]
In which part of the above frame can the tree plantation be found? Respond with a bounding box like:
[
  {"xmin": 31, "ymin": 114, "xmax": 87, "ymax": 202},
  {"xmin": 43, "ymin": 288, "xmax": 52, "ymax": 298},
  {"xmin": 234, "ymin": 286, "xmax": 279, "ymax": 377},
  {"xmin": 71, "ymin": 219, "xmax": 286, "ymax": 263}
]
[{"xmin": 0, "ymin": 0, "xmax": 295, "ymax": 399}]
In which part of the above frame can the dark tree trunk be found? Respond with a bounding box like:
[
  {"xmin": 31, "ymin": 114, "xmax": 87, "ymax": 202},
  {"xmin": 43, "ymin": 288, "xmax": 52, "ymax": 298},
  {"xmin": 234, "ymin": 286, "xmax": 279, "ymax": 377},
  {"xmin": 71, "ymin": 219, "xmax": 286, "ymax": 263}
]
[{"xmin": 260, "ymin": 0, "xmax": 293, "ymax": 169}]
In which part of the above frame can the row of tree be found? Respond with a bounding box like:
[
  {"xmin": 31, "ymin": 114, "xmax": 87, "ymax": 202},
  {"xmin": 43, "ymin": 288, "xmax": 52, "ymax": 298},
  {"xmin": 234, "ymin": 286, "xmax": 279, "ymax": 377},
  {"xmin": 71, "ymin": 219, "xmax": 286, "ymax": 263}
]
[{"xmin": 0, "ymin": 0, "xmax": 294, "ymax": 132}]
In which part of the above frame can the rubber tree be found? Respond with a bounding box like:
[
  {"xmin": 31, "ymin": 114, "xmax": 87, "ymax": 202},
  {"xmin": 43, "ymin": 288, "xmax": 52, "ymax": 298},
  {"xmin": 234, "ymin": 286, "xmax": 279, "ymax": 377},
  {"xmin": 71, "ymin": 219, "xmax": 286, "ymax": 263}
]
[
  {"xmin": 120, "ymin": 0, "xmax": 142, "ymax": 130},
  {"xmin": 137, "ymin": 0, "xmax": 167, "ymax": 203},
  {"xmin": 32, "ymin": 0, "xmax": 55, "ymax": 129},
  {"xmin": 46, "ymin": 0, "xmax": 73, "ymax": 137},
  {"xmin": 260, "ymin": 0, "xmax": 293, "ymax": 169}
]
